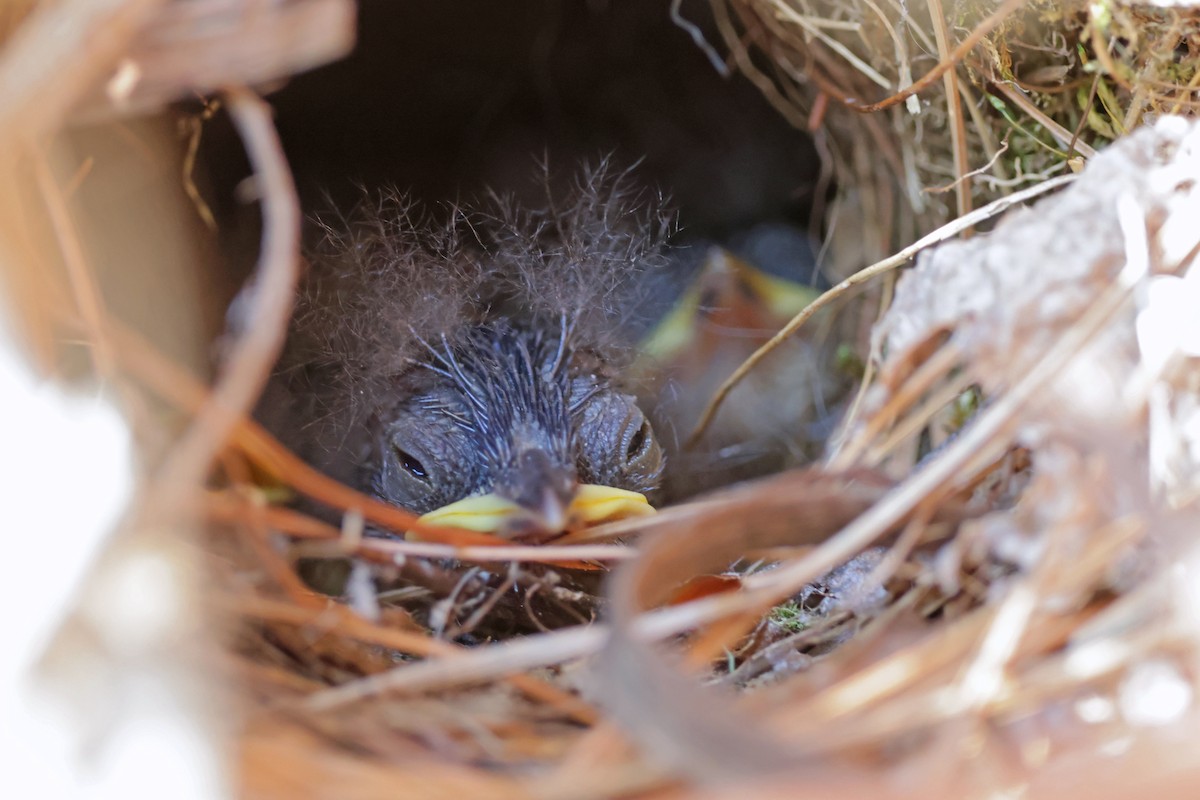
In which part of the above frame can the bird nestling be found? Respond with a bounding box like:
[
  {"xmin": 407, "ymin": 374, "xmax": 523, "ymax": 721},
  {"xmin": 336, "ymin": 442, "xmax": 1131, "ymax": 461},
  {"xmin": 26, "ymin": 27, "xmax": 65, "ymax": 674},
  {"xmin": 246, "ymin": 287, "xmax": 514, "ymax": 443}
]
[{"xmin": 263, "ymin": 164, "xmax": 673, "ymax": 541}]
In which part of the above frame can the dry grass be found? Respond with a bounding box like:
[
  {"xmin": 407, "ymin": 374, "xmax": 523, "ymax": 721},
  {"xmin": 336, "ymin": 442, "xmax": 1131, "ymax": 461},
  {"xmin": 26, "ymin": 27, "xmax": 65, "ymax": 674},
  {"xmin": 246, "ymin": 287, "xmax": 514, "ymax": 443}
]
[{"xmin": 5, "ymin": 1, "xmax": 1200, "ymax": 798}]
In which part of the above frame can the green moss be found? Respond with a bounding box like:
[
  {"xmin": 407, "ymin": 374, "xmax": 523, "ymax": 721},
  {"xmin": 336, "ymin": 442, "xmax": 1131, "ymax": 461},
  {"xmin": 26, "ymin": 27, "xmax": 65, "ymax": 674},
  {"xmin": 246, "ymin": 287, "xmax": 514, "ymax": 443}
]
[
  {"xmin": 948, "ymin": 385, "xmax": 983, "ymax": 432},
  {"xmin": 769, "ymin": 600, "xmax": 810, "ymax": 634},
  {"xmin": 834, "ymin": 342, "xmax": 865, "ymax": 380}
]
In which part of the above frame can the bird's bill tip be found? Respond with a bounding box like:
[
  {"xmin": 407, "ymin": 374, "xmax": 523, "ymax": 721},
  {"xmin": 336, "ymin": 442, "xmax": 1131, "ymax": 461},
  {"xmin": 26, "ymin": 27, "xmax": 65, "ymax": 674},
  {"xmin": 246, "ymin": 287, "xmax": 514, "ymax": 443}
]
[{"xmin": 410, "ymin": 484, "xmax": 655, "ymax": 539}]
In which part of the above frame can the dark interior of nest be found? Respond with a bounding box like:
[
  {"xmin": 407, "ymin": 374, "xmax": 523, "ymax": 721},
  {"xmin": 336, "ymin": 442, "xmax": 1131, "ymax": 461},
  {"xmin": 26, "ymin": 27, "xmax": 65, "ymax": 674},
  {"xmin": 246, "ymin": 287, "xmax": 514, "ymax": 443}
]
[{"xmin": 195, "ymin": 0, "xmax": 866, "ymax": 641}]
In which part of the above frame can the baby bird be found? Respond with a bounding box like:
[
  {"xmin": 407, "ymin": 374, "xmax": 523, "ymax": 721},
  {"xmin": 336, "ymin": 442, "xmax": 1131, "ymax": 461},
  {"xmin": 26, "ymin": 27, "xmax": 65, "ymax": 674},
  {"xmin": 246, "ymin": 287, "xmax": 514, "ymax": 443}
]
[{"xmin": 264, "ymin": 164, "xmax": 671, "ymax": 539}]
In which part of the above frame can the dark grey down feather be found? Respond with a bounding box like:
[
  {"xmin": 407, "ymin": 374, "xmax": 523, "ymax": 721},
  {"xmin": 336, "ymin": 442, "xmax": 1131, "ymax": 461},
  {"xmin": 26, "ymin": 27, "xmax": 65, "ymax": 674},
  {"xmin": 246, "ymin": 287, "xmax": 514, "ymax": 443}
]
[{"xmin": 261, "ymin": 164, "xmax": 672, "ymax": 521}]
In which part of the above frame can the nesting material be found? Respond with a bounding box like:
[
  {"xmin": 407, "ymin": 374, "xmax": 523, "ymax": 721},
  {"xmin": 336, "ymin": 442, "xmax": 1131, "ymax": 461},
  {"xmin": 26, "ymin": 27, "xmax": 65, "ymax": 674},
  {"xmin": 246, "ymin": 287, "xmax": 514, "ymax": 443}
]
[
  {"xmin": 6, "ymin": 1, "xmax": 1200, "ymax": 798},
  {"xmin": 591, "ymin": 115, "xmax": 1200, "ymax": 788},
  {"xmin": 715, "ymin": 0, "xmax": 1200, "ymax": 268}
]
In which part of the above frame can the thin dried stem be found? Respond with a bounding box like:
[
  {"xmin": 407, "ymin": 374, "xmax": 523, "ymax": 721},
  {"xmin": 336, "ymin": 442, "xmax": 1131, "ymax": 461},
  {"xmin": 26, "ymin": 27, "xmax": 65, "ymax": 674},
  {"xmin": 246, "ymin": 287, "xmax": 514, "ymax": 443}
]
[
  {"xmin": 990, "ymin": 79, "xmax": 1099, "ymax": 159},
  {"xmin": 206, "ymin": 492, "xmax": 635, "ymax": 563},
  {"xmin": 30, "ymin": 150, "xmax": 119, "ymax": 380},
  {"xmin": 830, "ymin": 342, "xmax": 964, "ymax": 468},
  {"xmin": 302, "ymin": 625, "xmax": 608, "ymax": 710},
  {"xmin": 926, "ymin": 0, "xmax": 972, "ymax": 220},
  {"xmin": 157, "ymin": 87, "xmax": 300, "ymax": 494},
  {"xmin": 816, "ymin": 0, "xmax": 1026, "ymax": 114}
]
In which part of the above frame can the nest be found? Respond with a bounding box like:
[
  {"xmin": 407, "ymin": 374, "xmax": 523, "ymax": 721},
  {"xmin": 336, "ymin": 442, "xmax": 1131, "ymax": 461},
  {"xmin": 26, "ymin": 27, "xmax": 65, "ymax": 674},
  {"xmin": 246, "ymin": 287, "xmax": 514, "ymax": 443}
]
[{"xmin": 5, "ymin": 1, "xmax": 1200, "ymax": 798}]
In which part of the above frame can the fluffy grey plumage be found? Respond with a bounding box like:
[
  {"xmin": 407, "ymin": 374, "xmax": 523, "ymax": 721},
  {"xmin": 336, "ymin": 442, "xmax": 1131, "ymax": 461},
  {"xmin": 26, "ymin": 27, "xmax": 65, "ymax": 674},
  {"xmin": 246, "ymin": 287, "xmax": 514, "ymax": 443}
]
[{"xmin": 265, "ymin": 163, "xmax": 671, "ymax": 525}]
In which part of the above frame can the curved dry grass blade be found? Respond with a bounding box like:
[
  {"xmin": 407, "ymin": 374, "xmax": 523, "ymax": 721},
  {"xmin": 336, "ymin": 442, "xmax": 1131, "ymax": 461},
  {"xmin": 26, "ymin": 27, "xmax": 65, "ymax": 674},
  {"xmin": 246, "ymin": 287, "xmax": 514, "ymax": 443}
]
[{"xmin": 157, "ymin": 87, "xmax": 300, "ymax": 494}]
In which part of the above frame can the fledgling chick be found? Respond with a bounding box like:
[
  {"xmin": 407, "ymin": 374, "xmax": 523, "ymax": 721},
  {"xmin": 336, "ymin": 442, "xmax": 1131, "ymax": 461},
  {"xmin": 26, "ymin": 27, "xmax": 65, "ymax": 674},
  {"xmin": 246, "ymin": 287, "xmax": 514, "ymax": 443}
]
[
  {"xmin": 263, "ymin": 164, "xmax": 672, "ymax": 539},
  {"xmin": 635, "ymin": 238, "xmax": 849, "ymax": 499}
]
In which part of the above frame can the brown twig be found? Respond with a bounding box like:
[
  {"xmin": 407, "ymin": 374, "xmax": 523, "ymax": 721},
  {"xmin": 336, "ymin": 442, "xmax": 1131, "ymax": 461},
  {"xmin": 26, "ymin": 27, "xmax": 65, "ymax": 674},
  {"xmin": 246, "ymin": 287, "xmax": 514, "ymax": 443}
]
[
  {"xmin": 815, "ymin": 0, "xmax": 1027, "ymax": 115},
  {"xmin": 302, "ymin": 624, "xmax": 608, "ymax": 710},
  {"xmin": 830, "ymin": 343, "xmax": 964, "ymax": 469},
  {"xmin": 989, "ymin": 79, "xmax": 1099, "ymax": 159},
  {"xmin": 1069, "ymin": 73, "xmax": 1101, "ymax": 159},
  {"xmin": 710, "ymin": 0, "xmax": 810, "ymax": 129},
  {"xmin": 181, "ymin": 98, "xmax": 219, "ymax": 231},
  {"xmin": 205, "ymin": 494, "xmax": 635, "ymax": 563},
  {"xmin": 240, "ymin": 494, "xmax": 329, "ymax": 611},
  {"xmin": 922, "ymin": 136, "xmax": 1011, "ymax": 196},
  {"xmin": 217, "ymin": 592, "xmax": 456, "ymax": 660},
  {"xmin": 30, "ymin": 151, "xmax": 119, "ymax": 381},
  {"xmin": 157, "ymin": 87, "xmax": 300, "ymax": 493},
  {"xmin": 926, "ymin": 0, "xmax": 972, "ymax": 221},
  {"xmin": 220, "ymin": 592, "xmax": 600, "ymax": 724}
]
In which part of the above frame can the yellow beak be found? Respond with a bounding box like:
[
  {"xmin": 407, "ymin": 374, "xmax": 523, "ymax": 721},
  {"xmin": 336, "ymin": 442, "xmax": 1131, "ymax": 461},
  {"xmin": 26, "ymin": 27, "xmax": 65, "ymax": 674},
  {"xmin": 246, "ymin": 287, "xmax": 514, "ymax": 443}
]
[{"xmin": 411, "ymin": 484, "xmax": 655, "ymax": 539}]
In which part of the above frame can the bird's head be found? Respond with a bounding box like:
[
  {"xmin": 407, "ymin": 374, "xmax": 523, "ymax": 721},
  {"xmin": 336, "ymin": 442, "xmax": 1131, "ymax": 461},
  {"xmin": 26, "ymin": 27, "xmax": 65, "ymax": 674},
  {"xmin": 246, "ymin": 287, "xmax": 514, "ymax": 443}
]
[
  {"xmin": 278, "ymin": 161, "xmax": 674, "ymax": 539},
  {"xmin": 374, "ymin": 319, "xmax": 662, "ymax": 539}
]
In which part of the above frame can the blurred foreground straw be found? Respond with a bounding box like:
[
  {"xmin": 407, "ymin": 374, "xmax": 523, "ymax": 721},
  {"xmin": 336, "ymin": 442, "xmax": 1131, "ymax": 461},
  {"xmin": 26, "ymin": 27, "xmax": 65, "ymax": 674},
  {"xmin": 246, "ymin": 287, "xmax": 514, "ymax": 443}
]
[{"xmin": 0, "ymin": 1, "xmax": 351, "ymax": 797}]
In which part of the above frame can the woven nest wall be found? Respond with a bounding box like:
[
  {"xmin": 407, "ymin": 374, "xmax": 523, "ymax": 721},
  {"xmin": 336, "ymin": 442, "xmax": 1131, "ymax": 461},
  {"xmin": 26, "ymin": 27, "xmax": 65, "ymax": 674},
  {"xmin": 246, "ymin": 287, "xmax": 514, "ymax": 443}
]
[{"xmin": 5, "ymin": 1, "xmax": 1200, "ymax": 798}]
